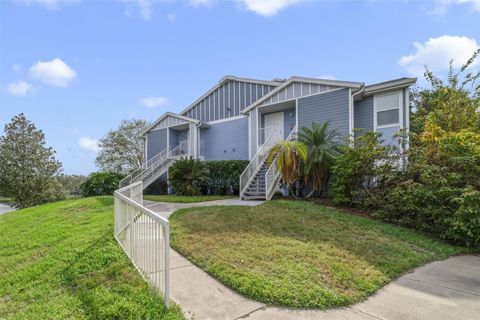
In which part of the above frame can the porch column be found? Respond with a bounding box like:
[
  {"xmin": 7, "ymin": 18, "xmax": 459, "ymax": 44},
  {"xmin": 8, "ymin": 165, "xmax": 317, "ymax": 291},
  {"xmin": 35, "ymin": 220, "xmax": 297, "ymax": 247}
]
[{"xmin": 188, "ymin": 122, "xmax": 196, "ymax": 159}]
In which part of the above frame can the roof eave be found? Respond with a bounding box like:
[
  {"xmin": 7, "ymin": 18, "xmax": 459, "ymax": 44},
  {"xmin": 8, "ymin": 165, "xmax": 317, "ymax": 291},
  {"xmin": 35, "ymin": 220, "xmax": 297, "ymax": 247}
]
[
  {"xmin": 241, "ymin": 77, "xmax": 363, "ymax": 114},
  {"xmin": 364, "ymin": 78, "xmax": 417, "ymax": 95},
  {"xmin": 143, "ymin": 112, "xmax": 201, "ymax": 135},
  {"xmin": 178, "ymin": 76, "xmax": 282, "ymax": 117}
]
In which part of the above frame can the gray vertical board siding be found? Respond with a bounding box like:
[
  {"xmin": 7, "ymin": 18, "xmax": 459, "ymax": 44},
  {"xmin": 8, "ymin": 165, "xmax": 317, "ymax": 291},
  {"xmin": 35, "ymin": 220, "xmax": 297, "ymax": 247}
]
[
  {"xmin": 181, "ymin": 80, "xmax": 277, "ymax": 122},
  {"xmin": 151, "ymin": 114, "xmax": 188, "ymax": 130},
  {"xmin": 297, "ymin": 88, "xmax": 350, "ymax": 136},
  {"xmin": 353, "ymin": 96, "xmax": 374, "ymax": 137},
  {"xmin": 201, "ymin": 117, "xmax": 249, "ymax": 160},
  {"xmin": 377, "ymin": 126, "xmax": 400, "ymax": 146},
  {"xmin": 261, "ymin": 82, "xmax": 336, "ymax": 107},
  {"xmin": 147, "ymin": 128, "xmax": 167, "ymax": 160}
]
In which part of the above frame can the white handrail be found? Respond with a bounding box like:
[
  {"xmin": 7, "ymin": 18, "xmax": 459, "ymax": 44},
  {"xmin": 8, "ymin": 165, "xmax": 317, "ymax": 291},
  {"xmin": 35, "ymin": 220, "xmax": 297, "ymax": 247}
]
[
  {"xmin": 239, "ymin": 126, "xmax": 278, "ymax": 199},
  {"xmin": 264, "ymin": 126, "xmax": 297, "ymax": 200},
  {"xmin": 114, "ymin": 181, "xmax": 170, "ymax": 307}
]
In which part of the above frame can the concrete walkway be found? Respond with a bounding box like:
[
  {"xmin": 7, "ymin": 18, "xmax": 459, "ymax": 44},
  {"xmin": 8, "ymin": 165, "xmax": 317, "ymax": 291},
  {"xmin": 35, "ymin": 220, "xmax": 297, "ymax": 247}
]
[
  {"xmin": 145, "ymin": 200, "xmax": 480, "ymax": 320},
  {"xmin": 0, "ymin": 203, "xmax": 15, "ymax": 215}
]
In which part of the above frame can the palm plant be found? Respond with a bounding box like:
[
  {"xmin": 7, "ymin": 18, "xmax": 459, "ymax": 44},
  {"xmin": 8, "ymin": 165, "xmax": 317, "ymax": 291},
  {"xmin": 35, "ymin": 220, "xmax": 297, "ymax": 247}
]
[
  {"xmin": 168, "ymin": 157, "xmax": 209, "ymax": 195},
  {"xmin": 267, "ymin": 140, "xmax": 308, "ymax": 190},
  {"xmin": 299, "ymin": 122, "xmax": 342, "ymax": 197}
]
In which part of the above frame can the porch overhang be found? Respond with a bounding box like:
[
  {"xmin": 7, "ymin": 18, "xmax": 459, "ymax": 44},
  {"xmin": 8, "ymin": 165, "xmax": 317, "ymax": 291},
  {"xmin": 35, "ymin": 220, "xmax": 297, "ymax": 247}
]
[{"xmin": 143, "ymin": 112, "xmax": 208, "ymax": 135}]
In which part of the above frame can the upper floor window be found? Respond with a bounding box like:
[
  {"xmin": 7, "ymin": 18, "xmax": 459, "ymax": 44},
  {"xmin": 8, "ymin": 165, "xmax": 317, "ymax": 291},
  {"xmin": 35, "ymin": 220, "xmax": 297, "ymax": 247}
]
[{"xmin": 375, "ymin": 91, "xmax": 402, "ymax": 128}]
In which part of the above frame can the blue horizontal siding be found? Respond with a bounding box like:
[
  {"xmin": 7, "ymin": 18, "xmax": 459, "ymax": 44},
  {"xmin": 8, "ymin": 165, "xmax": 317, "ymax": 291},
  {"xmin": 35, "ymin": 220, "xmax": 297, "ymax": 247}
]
[
  {"xmin": 147, "ymin": 128, "xmax": 167, "ymax": 160},
  {"xmin": 354, "ymin": 96, "xmax": 374, "ymax": 137},
  {"xmin": 200, "ymin": 117, "xmax": 249, "ymax": 160},
  {"xmin": 297, "ymin": 88, "xmax": 350, "ymax": 136}
]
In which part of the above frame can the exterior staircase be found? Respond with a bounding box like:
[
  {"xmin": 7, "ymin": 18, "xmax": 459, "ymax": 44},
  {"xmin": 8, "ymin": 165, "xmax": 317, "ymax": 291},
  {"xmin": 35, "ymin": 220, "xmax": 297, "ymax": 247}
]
[
  {"xmin": 239, "ymin": 125, "xmax": 297, "ymax": 201},
  {"xmin": 242, "ymin": 161, "xmax": 268, "ymax": 200},
  {"xmin": 119, "ymin": 143, "xmax": 187, "ymax": 189}
]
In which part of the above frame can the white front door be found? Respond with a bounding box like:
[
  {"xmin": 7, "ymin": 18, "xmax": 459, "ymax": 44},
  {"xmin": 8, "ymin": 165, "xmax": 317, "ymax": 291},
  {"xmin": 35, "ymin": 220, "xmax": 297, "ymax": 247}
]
[{"xmin": 263, "ymin": 112, "xmax": 284, "ymax": 150}]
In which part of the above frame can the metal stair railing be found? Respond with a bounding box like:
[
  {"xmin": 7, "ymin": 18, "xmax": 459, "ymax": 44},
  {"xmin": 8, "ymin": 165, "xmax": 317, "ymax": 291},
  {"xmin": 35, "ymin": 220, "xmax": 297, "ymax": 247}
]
[
  {"xmin": 239, "ymin": 126, "xmax": 277, "ymax": 199},
  {"xmin": 119, "ymin": 141, "xmax": 191, "ymax": 189},
  {"xmin": 264, "ymin": 126, "xmax": 297, "ymax": 200}
]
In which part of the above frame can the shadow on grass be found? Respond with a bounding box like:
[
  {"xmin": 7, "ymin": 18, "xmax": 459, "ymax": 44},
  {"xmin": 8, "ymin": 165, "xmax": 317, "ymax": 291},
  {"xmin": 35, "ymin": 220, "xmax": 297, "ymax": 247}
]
[{"xmin": 60, "ymin": 231, "xmax": 176, "ymax": 319}]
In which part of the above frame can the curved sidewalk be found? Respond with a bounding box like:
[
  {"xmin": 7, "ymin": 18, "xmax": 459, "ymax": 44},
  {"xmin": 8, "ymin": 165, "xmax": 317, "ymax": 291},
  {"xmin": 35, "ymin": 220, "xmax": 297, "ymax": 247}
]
[{"xmin": 145, "ymin": 200, "xmax": 480, "ymax": 320}]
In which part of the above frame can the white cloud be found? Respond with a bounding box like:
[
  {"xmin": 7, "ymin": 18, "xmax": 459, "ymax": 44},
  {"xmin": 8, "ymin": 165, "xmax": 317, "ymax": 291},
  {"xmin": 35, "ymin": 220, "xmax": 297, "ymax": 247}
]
[
  {"xmin": 78, "ymin": 137, "xmax": 100, "ymax": 153},
  {"xmin": 398, "ymin": 35, "xmax": 479, "ymax": 76},
  {"xmin": 240, "ymin": 0, "xmax": 301, "ymax": 16},
  {"xmin": 430, "ymin": 0, "xmax": 480, "ymax": 15},
  {"xmin": 21, "ymin": 0, "xmax": 78, "ymax": 10},
  {"xmin": 6, "ymin": 81, "xmax": 33, "ymax": 96},
  {"xmin": 29, "ymin": 58, "xmax": 77, "ymax": 87},
  {"xmin": 190, "ymin": 0, "xmax": 214, "ymax": 7},
  {"xmin": 124, "ymin": 0, "xmax": 153, "ymax": 20},
  {"xmin": 139, "ymin": 96, "xmax": 168, "ymax": 108}
]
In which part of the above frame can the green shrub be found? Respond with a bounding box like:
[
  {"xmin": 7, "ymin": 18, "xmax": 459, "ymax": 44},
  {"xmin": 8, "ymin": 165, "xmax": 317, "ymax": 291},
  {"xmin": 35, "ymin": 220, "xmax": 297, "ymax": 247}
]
[
  {"xmin": 80, "ymin": 171, "xmax": 125, "ymax": 196},
  {"xmin": 203, "ymin": 160, "xmax": 249, "ymax": 195},
  {"xmin": 330, "ymin": 132, "xmax": 398, "ymax": 208},
  {"xmin": 375, "ymin": 130, "xmax": 480, "ymax": 247},
  {"xmin": 447, "ymin": 188, "xmax": 480, "ymax": 247},
  {"xmin": 168, "ymin": 157, "xmax": 209, "ymax": 196}
]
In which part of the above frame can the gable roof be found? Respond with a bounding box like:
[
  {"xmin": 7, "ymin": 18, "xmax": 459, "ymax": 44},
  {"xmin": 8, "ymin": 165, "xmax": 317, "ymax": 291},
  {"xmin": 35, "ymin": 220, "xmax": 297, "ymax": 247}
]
[
  {"xmin": 241, "ymin": 76, "xmax": 363, "ymax": 114},
  {"xmin": 143, "ymin": 112, "xmax": 208, "ymax": 135},
  {"xmin": 364, "ymin": 77, "xmax": 417, "ymax": 95},
  {"xmin": 179, "ymin": 76, "xmax": 283, "ymax": 117}
]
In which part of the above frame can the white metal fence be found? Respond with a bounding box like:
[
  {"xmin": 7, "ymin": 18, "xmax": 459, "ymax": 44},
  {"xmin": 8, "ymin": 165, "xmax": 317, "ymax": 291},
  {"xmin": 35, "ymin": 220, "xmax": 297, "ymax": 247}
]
[{"xmin": 114, "ymin": 181, "xmax": 170, "ymax": 307}]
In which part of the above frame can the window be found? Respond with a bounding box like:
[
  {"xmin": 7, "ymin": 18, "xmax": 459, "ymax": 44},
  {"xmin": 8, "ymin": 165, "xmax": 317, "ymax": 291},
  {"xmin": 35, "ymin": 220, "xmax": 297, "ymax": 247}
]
[{"xmin": 375, "ymin": 91, "xmax": 401, "ymax": 127}]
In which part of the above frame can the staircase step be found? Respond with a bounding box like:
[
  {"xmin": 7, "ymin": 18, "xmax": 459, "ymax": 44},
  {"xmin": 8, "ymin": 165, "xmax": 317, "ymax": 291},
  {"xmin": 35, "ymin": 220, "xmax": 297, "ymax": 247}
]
[{"xmin": 242, "ymin": 195, "xmax": 266, "ymax": 200}]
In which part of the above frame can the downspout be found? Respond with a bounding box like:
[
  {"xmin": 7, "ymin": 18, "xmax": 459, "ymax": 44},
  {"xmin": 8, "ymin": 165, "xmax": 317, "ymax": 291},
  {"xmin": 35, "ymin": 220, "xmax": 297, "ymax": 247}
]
[{"xmin": 350, "ymin": 83, "xmax": 365, "ymax": 145}]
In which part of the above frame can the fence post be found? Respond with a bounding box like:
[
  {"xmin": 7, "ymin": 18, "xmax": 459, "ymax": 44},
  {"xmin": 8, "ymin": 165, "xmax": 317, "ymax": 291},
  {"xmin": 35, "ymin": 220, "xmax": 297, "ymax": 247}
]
[
  {"xmin": 164, "ymin": 224, "xmax": 170, "ymax": 308},
  {"xmin": 129, "ymin": 204, "xmax": 134, "ymax": 258}
]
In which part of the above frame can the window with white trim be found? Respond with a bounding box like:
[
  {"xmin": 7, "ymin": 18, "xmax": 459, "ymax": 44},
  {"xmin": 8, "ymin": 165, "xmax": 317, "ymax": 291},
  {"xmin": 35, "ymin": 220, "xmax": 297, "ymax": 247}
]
[{"xmin": 375, "ymin": 91, "xmax": 401, "ymax": 127}]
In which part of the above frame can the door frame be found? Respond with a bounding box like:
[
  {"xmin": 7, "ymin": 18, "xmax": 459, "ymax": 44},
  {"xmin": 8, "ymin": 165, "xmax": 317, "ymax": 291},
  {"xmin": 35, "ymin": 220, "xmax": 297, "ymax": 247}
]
[{"xmin": 261, "ymin": 111, "xmax": 284, "ymax": 151}]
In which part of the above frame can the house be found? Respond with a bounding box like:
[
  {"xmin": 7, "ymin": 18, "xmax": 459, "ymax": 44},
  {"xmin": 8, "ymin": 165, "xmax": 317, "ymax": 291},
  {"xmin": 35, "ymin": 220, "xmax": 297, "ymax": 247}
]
[{"xmin": 128, "ymin": 75, "xmax": 416, "ymax": 200}]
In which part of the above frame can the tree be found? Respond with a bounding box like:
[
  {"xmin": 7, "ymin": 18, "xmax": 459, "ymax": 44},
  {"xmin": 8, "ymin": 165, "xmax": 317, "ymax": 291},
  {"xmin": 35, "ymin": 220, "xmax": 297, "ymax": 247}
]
[
  {"xmin": 0, "ymin": 113, "xmax": 65, "ymax": 208},
  {"xmin": 267, "ymin": 140, "xmax": 308, "ymax": 193},
  {"xmin": 168, "ymin": 157, "xmax": 209, "ymax": 195},
  {"xmin": 298, "ymin": 122, "xmax": 341, "ymax": 197},
  {"xmin": 95, "ymin": 119, "xmax": 149, "ymax": 173},
  {"xmin": 57, "ymin": 174, "xmax": 87, "ymax": 196},
  {"xmin": 410, "ymin": 49, "xmax": 480, "ymax": 135},
  {"xmin": 80, "ymin": 172, "xmax": 125, "ymax": 197}
]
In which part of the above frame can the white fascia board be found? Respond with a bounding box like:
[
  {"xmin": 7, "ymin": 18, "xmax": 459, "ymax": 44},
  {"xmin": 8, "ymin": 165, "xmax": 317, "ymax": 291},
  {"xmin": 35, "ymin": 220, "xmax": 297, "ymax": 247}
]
[
  {"xmin": 364, "ymin": 78, "xmax": 416, "ymax": 96},
  {"xmin": 143, "ymin": 112, "xmax": 202, "ymax": 135},
  {"xmin": 242, "ymin": 77, "xmax": 363, "ymax": 115}
]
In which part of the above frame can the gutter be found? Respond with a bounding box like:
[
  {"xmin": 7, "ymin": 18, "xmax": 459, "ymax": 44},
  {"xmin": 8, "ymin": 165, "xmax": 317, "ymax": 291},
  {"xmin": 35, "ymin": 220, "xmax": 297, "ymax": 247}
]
[{"xmin": 352, "ymin": 83, "xmax": 365, "ymax": 100}]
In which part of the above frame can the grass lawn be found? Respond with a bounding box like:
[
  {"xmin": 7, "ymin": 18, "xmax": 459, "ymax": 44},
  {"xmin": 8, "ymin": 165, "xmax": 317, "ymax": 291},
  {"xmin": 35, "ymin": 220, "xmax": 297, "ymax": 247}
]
[
  {"xmin": 170, "ymin": 200, "xmax": 469, "ymax": 309},
  {"xmin": 0, "ymin": 197, "xmax": 184, "ymax": 320},
  {"xmin": 144, "ymin": 194, "xmax": 234, "ymax": 203}
]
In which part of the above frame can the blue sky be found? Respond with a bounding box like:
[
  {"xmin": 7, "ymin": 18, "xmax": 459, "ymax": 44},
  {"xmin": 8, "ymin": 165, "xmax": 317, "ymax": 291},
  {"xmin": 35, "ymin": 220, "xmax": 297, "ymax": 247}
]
[{"xmin": 1, "ymin": 0, "xmax": 479, "ymax": 175}]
